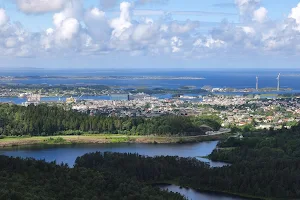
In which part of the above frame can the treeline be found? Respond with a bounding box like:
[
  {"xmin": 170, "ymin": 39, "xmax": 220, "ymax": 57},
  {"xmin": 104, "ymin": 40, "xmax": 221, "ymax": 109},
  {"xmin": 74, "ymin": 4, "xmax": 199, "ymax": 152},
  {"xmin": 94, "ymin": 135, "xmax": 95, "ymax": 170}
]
[
  {"xmin": 76, "ymin": 151, "xmax": 300, "ymax": 199},
  {"xmin": 207, "ymin": 125, "xmax": 300, "ymax": 198},
  {"xmin": 75, "ymin": 152, "xmax": 210, "ymax": 182},
  {"xmin": 1, "ymin": 151, "xmax": 300, "ymax": 200},
  {"xmin": 0, "ymin": 155, "xmax": 185, "ymax": 200},
  {"xmin": 2, "ymin": 130, "xmax": 300, "ymax": 200},
  {"xmin": 210, "ymin": 125, "xmax": 300, "ymax": 163},
  {"xmin": 0, "ymin": 104, "xmax": 221, "ymax": 136}
]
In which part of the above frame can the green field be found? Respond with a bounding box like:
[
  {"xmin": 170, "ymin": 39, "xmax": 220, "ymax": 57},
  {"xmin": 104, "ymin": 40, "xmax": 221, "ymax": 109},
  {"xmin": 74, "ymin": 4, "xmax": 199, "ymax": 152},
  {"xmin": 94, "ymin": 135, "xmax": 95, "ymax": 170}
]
[{"xmin": 0, "ymin": 134, "xmax": 226, "ymax": 148}]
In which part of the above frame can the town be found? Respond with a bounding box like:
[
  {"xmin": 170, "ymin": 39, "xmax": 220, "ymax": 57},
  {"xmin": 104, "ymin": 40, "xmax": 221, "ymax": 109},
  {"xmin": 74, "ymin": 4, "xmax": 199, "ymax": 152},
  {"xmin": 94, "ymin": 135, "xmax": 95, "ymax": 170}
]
[
  {"xmin": 0, "ymin": 78, "xmax": 299, "ymax": 131},
  {"xmin": 66, "ymin": 93, "xmax": 300, "ymax": 131}
]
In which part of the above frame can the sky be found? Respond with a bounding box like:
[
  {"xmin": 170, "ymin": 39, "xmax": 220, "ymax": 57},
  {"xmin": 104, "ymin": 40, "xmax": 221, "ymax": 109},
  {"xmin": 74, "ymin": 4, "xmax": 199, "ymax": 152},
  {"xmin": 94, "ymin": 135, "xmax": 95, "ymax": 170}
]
[{"xmin": 0, "ymin": 0, "xmax": 300, "ymax": 69}]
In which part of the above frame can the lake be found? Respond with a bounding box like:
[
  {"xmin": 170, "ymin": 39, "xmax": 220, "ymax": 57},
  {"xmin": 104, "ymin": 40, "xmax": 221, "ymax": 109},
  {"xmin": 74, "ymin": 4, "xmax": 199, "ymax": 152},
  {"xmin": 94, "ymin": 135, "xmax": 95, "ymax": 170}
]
[
  {"xmin": 0, "ymin": 141, "xmax": 227, "ymax": 167},
  {"xmin": 159, "ymin": 184, "xmax": 249, "ymax": 200},
  {"xmin": 0, "ymin": 141, "xmax": 245, "ymax": 200}
]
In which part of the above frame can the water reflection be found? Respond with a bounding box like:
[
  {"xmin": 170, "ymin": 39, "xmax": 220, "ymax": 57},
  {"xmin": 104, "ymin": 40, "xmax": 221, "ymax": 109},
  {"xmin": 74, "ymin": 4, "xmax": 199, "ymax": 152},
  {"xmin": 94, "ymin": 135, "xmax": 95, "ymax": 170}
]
[
  {"xmin": 159, "ymin": 184, "xmax": 249, "ymax": 200},
  {"xmin": 0, "ymin": 141, "xmax": 227, "ymax": 167}
]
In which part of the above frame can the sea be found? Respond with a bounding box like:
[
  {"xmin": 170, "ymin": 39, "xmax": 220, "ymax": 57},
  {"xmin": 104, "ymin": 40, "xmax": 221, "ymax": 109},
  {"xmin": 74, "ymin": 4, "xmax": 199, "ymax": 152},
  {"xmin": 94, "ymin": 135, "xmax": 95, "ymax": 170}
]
[
  {"xmin": 1, "ymin": 68, "xmax": 300, "ymax": 104},
  {"xmin": 1, "ymin": 68, "xmax": 300, "ymax": 90}
]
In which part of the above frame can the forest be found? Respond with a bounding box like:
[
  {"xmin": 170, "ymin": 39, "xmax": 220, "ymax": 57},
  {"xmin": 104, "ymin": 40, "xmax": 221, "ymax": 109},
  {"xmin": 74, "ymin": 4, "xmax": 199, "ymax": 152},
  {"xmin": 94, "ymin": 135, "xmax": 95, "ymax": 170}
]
[
  {"xmin": 1, "ymin": 104, "xmax": 300, "ymax": 199},
  {"xmin": 0, "ymin": 155, "xmax": 185, "ymax": 200},
  {"xmin": 2, "ymin": 125, "xmax": 300, "ymax": 199},
  {"xmin": 207, "ymin": 125, "xmax": 300, "ymax": 198},
  {"xmin": 76, "ymin": 150, "xmax": 300, "ymax": 199},
  {"xmin": 0, "ymin": 104, "xmax": 221, "ymax": 136}
]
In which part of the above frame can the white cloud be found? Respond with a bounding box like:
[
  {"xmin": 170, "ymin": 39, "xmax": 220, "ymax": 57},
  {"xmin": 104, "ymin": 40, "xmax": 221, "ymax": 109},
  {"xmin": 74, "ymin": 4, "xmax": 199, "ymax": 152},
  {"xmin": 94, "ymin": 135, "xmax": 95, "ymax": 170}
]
[
  {"xmin": 99, "ymin": 0, "xmax": 169, "ymax": 10},
  {"xmin": 132, "ymin": 23, "xmax": 159, "ymax": 42},
  {"xmin": 1, "ymin": 0, "xmax": 300, "ymax": 62},
  {"xmin": 289, "ymin": 3, "xmax": 300, "ymax": 24},
  {"xmin": 170, "ymin": 36, "xmax": 182, "ymax": 53},
  {"xmin": 135, "ymin": 0, "xmax": 169, "ymax": 5},
  {"xmin": 39, "ymin": 0, "xmax": 84, "ymax": 52},
  {"xmin": 0, "ymin": 9, "xmax": 9, "ymax": 26},
  {"xmin": 194, "ymin": 37, "xmax": 226, "ymax": 49},
  {"xmin": 84, "ymin": 8, "xmax": 111, "ymax": 42},
  {"xmin": 56, "ymin": 18, "xmax": 80, "ymax": 41},
  {"xmin": 5, "ymin": 37, "xmax": 18, "ymax": 48},
  {"xmin": 0, "ymin": 12, "xmax": 36, "ymax": 57},
  {"xmin": 235, "ymin": 0, "xmax": 260, "ymax": 22},
  {"xmin": 110, "ymin": 2, "xmax": 132, "ymax": 39},
  {"xmin": 243, "ymin": 26, "xmax": 256, "ymax": 35},
  {"xmin": 53, "ymin": 12, "xmax": 66, "ymax": 27},
  {"xmin": 169, "ymin": 20, "xmax": 199, "ymax": 35},
  {"xmin": 53, "ymin": 0, "xmax": 83, "ymax": 27},
  {"xmin": 289, "ymin": 2, "xmax": 300, "ymax": 31},
  {"xmin": 253, "ymin": 7, "xmax": 268, "ymax": 23},
  {"xmin": 14, "ymin": 0, "xmax": 68, "ymax": 13}
]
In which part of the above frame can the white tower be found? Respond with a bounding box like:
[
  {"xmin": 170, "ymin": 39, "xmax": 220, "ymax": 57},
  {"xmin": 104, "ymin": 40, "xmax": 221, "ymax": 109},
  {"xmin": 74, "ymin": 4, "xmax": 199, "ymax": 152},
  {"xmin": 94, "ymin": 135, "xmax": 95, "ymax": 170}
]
[
  {"xmin": 256, "ymin": 76, "xmax": 259, "ymax": 91},
  {"xmin": 277, "ymin": 73, "xmax": 281, "ymax": 91}
]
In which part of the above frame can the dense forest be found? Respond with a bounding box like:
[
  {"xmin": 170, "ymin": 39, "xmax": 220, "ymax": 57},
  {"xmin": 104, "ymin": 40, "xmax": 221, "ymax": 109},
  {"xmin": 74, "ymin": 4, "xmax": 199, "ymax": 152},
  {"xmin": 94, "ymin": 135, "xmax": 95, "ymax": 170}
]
[
  {"xmin": 2, "ymin": 127, "xmax": 300, "ymax": 199},
  {"xmin": 209, "ymin": 125, "xmax": 300, "ymax": 163},
  {"xmin": 207, "ymin": 125, "xmax": 300, "ymax": 199},
  {"xmin": 75, "ymin": 152, "xmax": 210, "ymax": 182},
  {"xmin": 0, "ymin": 155, "xmax": 185, "ymax": 200},
  {"xmin": 76, "ymin": 151, "xmax": 300, "ymax": 199},
  {"xmin": 2, "ymin": 103, "xmax": 300, "ymax": 199},
  {"xmin": 0, "ymin": 104, "xmax": 221, "ymax": 136},
  {"xmin": 2, "ymin": 149, "xmax": 300, "ymax": 200}
]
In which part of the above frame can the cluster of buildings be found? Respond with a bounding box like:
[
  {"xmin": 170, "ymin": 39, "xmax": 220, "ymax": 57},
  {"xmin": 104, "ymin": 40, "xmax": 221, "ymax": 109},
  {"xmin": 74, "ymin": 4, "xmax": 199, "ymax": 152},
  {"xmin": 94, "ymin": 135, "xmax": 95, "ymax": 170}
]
[
  {"xmin": 202, "ymin": 95, "xmax": 249, "ymax": 106},
  {"xmin": 201, "ymin": 95, "xmax": 300, "ymax": 130},
  {"xmin": 0, "ymin": 84, "xmax": 123, "ymax": 98},
  {"xmin": 71, "ymin": 97, "xmax": 203, "ymax": 118},
  {"xmin": 69, "ymin": 93, "xmax": 300, "ymax": 130},
  {"xmin": 0, "ymin": 87, "xmax": 20, "ymax": 97},
  {"xmin": 1, "ymin": 81, "xmax": 300, "ymax": 131}
]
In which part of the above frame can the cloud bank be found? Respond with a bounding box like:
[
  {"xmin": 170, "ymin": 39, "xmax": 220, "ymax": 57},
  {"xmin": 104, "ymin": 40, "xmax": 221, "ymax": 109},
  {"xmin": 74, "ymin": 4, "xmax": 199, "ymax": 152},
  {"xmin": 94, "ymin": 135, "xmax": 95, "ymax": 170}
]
[
  {"xmin": 14, "ymin": 0, "xmax": 69, "ymax": 13},
  {"xmin": 0, "ymin": 0, "xmax": 300, "ymax": 61}
]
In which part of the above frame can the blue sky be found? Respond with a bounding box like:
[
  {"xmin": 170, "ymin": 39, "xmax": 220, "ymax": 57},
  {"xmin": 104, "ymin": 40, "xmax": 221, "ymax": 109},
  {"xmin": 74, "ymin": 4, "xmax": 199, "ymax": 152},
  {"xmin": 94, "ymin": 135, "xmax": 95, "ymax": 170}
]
[
  {"xmin": 0, "ymin": 0, "xmax": 300, "ymax": 69},
  {"xmin": 5, "ymin": 0, "xmax": 299, "ymax": 31}
]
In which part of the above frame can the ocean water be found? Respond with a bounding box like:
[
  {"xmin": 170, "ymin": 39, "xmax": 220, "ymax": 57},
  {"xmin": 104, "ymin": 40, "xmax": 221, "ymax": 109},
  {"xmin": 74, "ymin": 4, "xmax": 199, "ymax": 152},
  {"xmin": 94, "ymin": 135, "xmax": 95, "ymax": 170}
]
[{"xmin": 1, "ymin": 68, "xmax": 300, "ymax": 90}]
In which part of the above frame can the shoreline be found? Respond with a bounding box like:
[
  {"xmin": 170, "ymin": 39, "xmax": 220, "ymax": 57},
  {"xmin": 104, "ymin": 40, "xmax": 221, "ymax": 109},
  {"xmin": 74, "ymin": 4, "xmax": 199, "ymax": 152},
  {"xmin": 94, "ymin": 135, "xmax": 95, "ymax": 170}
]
[
  {"xmin": 156, "ymin": 182, "xmax": 269, "ymax": 200},
  {"xmin": 0, "ymin": 134, "xmax": 225, "ymax": 148}
]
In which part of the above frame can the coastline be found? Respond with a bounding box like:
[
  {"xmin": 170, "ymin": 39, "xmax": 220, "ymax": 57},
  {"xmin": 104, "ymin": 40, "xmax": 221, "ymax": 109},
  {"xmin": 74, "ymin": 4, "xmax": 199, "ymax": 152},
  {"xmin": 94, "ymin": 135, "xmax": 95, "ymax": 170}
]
[{"xmin": 0, "ymin": 134, "xmax": 225, "ymax": 148}]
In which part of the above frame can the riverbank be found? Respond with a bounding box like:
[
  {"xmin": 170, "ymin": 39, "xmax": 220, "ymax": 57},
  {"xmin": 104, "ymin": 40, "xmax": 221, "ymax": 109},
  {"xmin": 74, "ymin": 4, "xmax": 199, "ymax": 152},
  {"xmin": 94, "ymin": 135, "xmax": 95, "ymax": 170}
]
[{"xmin": 0, "ymin": 134, "xmax": 227, "ymax": 148}]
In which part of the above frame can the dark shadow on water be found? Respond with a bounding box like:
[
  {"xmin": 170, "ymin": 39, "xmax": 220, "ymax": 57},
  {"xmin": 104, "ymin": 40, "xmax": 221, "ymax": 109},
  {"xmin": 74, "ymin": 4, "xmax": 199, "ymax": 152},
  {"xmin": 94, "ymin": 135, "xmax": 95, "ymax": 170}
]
[{"xmin": 157, "ymin": 184, "xmax": 260, "ymax": 200}]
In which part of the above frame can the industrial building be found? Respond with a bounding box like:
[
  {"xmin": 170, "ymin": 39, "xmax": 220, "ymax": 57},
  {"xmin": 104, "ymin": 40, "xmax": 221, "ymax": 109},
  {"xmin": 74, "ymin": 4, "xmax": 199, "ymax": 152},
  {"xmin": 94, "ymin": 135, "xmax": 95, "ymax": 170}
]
[{"xmin": 22, "ymin": 94, "xmax": 41, "ymax": 106}]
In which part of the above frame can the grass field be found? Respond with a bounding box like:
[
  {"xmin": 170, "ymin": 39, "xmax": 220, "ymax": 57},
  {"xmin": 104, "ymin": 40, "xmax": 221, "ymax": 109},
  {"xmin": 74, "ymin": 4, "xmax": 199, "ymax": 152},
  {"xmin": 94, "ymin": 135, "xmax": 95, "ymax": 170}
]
[{"xmin": 0, "ymin": 134, "xmax": 226, "ymax": 148}]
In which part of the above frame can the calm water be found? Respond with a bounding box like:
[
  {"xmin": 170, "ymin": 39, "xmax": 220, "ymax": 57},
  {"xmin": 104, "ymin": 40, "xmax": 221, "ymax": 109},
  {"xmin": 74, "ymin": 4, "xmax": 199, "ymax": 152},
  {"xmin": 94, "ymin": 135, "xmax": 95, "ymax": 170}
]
[
  {"xmin": 0, "ymin": 94, "xmax": 187, "ymax": 104},
  {"xmin": 1, "ymin": 69, "xmax": 300, "ymax": 90},
  {"xmin": 0, "ymin": 141, "xmax": 227, "ymax": 167},
  {"xmin": 0, "ymin": 141, "xmax": 239, "ymax": 199},
  {"xmin": 0, "ymin": 96, "xmax": 110, "ymax": 105},
  {"xmin": 2, "ymin": 69, "xmax": 300, "ymax": 104},
  {"xmin": 159, "ymin": 185, "xmax": 248, "ymax": 200}
]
